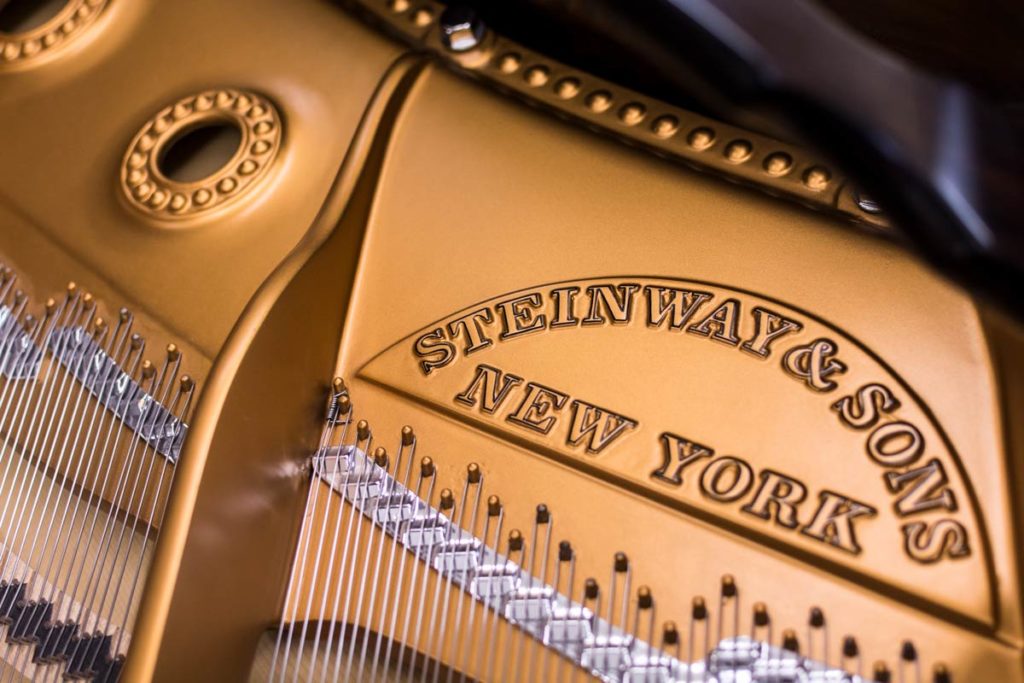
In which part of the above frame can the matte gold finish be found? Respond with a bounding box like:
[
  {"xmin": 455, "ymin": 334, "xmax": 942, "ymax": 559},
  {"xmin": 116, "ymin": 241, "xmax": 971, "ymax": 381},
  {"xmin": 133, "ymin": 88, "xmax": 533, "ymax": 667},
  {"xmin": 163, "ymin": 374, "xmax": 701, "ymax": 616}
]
[
  {"xmin": 306, "ymin": 63, "xmax": 1021, "ymax": 680},
  {"xmin": 123, "ymin": 54, "xmax": 429, "ymax": 682},
  {"xmin": 0, "ymin": 0, "xmax": 1020, "ymax": 681},
  {"xmin": 0, "ymin": 0, "xmax": 111, "ymax": 70},
  {"xmin": 0, "ymin": 0, "xmax": 405, "ymax": 358},
  {"xmin": 120, "ymin": 89, "xmax": 282, "ymax": 220},
  {"xmin": 348, "ymin": 0, "xmax": 890, "ymax": 230}
]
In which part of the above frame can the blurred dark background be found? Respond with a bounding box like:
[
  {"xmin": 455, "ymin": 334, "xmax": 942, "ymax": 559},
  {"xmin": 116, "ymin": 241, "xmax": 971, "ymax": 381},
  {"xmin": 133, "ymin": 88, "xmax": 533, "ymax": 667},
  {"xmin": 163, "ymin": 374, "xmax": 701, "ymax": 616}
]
[{"xmin": 443, "ymin": 0, "xmax": 1024, "ymax": 133}]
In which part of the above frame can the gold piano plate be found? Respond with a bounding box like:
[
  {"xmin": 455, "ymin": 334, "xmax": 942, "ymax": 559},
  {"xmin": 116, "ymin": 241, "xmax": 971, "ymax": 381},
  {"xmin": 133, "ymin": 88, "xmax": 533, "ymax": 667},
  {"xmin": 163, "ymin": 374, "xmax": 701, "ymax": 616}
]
[
  {"xmin": 0, "ymin": 0, "xmax": 1020, "ymax": 681},
  {"xmin": 361, "ymin": 275, "xmax": 986, "ymax": 616}
]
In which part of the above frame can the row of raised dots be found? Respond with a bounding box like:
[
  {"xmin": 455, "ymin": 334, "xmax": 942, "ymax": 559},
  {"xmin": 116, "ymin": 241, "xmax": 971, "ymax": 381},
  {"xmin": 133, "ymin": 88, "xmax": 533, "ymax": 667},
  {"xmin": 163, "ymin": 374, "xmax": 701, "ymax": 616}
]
[
  {"xmin": 385, "ymin": 0, "xmax": 434, "ymax": 28},
  {"xmin": 494, "ymin": 51, "xmax": 833, "ymax": 193}
]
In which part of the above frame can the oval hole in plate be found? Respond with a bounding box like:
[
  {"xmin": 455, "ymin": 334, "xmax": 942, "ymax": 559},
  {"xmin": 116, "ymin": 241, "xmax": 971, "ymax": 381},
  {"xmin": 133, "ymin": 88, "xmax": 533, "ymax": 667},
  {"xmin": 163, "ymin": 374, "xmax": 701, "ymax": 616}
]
[
  {"xmin": 0, "ymin": 0, "xmax": 71, "ymax": 33},
  {"xmin": 157, "ymin": 120, "xmax": 243, "ymax": 184}
]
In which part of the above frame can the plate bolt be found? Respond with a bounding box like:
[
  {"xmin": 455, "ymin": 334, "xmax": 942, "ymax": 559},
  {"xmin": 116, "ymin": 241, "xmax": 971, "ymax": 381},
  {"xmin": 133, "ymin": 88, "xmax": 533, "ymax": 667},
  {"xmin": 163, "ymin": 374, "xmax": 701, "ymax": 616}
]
[{"xmin": 440, "ymin": 5, "xmax": 485, "ymax": 52}]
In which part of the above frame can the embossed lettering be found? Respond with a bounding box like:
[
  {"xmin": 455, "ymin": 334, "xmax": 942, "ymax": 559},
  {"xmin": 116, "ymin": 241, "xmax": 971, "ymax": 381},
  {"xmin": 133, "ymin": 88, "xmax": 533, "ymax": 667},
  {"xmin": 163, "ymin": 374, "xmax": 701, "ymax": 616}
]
[
  {"xmin": 447, "ymin": 307, "xmax": 496, "ymax": 355},
  {"xmin": 740, "ymin": 307, "xmax": 803, "ymax": 358},
  {"xmin": 699, "ymin": 456, "xmax": 753, "ymax": 502},
  {"xmin": 688, "ymin": 299, "xmax": 741, "ymax": 345},
  {"xmin": 886, "ymin": 459, "xmax": 957, "ymax": 516},
  {"xmin": 741, "ymin": 470, "xmax": 807, "ymax": 529},
  {"xmin": 800, "ymin": 491, "xmax": 877, "ymax": 554},
  {"xmin": 507, "ymin": 382, "xmax": 568, "ymax": 435},
  {"xmin": 903, "ymin": 520, "xmax": 970, "ymax": 563},
  {"xmin": 454, "ymin": 364, "xmax": 522, "ymax": 414},
  {"xmin": 782, "ymin": 338, "xmax": 847, "ymax": 392},
  {"xmin": 497, "ymin": 293, "xmax": 547, "ymax": 341},
  {"xmin": 867, "ymin": 421, "xmax": 923, "ymax": 467},
  {"xmin": 414, "ymin": 328, "xmax": 456, "ymax": 375},
  {"xmin": 582, "ymin": 284, "xmax": 640, "ymax": 325},
  {"xmin": 651, "ymin": 433, "xmax": 714, "ymax": 486},
  {"xmin": 391, "ymin": 278, "xmax": 976, "ymax": 566},
  {"xmin": 566, "ymin": 400, "xmax": 637, "ymax": 454},
  {"xmin": 644, "ymin": 286, "xmax": 712, "ymax": 331},
  {"xmin": 550, "ymin": 286, "xmax": 581, "ymax": 328},
  {"xmin": 832, "ymin": 383, "xmax": 900, "ymax": 429}
]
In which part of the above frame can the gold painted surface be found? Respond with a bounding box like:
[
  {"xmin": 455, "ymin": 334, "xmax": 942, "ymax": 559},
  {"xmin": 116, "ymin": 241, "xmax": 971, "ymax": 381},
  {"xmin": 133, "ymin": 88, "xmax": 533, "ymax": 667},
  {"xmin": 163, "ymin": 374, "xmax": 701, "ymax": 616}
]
[
  {"xmin": 0, "ymin": 253, "xmax": 199, "ymax": 525},
  {"xmin": 314, "ymin": 64, "xmax": 1023, "ymax": 679},
  {"xmin": 349, "ymin": 0, "xmax": 890, "ymax": 230},
  {"xmin": 124, "ymin": 55, "xmax": 429, "ymax": 682},
  {"xmin": 272, "ymin": 479, "xmax": 604, "ymax": 682},
  {"xmin": 248, "ymin": 629, "xmax": 405, "ymax": 683},
  {"xmin": 0, "ymin": 0, "xmax": 1020, "ymax": 680},
  {"xmin": 0, "ymin": 0, "xmax": 410, "ymax": 679},
  {"xmin": 0, "ymin": 0, "xmax": 405, "ymax": 358},
  {"xmin": 118, "ymin": 88, "xmax": 283, "ymax": 220},
  {"xmin": 0, "ymin": 0, "xmax": 112, "ymax": 71}
]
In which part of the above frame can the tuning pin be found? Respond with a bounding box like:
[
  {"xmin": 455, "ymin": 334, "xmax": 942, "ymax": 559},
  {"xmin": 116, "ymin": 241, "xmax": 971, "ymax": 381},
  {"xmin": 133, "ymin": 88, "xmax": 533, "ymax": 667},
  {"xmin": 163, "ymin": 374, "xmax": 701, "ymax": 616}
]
[
  {"xmin": 336, "ymin": 395, "xmax": 352, "ymax": 416},
  {"xmin": 689, "ymin": 595, "xmax": 710, "ymax": 660},
  {"xmin": 901, "ymin": 640, "xmax": 920, "ymax": 681},
  {"xmin": 401, "ymin": 425, "xmax": 415, "ymax": 446},
  {"xmin": 806, "ymin": 607, "xmax": 826, "ymax": 664},
  {"xmin": 43, "ymin": 298, "xmax": 56, "ymax": 317},
  {"xmin": 690, "ymin": 596, "xmax": 706, "ymax": 621},
  {"xmin": 637, "ymin": 585, "xmax": 653, "ymax": 610},
  {"xmin": 535, "ymin": 503, "xmax": 550, "ymax": 524},
  {"xmin": 662, "ymin": 620, "xmax": 681, "ymax": 658},
  {"xmin": 467, "ymin": 462, "xmax": 481, "ymax": 484},
  {"xmin": 136, "ymin": 358, "xmax": 153, "ymax": 389},
  {"xmin": 717, "ymin": 574, "xmax": 740, "ymax": 646},
  {"xmin": 357, "ymin": 420, "xmax": 371, "ymax": 442},
  {"xmin": 508, "ymin": 529, "xmax": 523, "ymax": 553},
  {"xmin": 841, "ymin": 635, "xmax": 861, "ymax": 675},
  {"xmin": 486, "ymin": 495, "xmax": 501, "ymax": 517},
  {"xmin": 933, "ymin": 663, "xmax": 951, "ymax": 683},
  {"xmin": 583, "ymin": 578, "xmax": 599, "ymax": 601},
  {"xmin": 663, "ymin": 620, "xmax": 679, "ymax": 646},
  {"xmin": 782, "ymin": 629, "xmax": 799, "ymax": 653},
  {"xmin": 325, "ymin": 378, "xmax": 344, "ymax": 410},
  {"xmin": 633, "ymin": 586, "xmax": 655, "ymax": 645},
  {"xmin": 752, "ymin": 602, "xmax": 771, "ymax": 644},
  {"xmin": 166, "ymin": 342, "xmax": 180, "ymax": 362},
  {"xmin": 558, "ymin": 540, "xmax": 572, "ymax": 562},
  {"xmin": 373, "ymin": 446, "xmax": 389, "ymax": 469},
  {"xmin": 420, "ymin": 456, "xmax": 434, "ymax": 478},
  {"xmin": 873, "ymin": 661, "xmax": 891, "ymax": 683},
  {"xmin": 130, "ymin": 333, "xmax": 144, "ymax": 350},
  {"xmin": 439, "ymin": 488, "xmax": 454, "ymax": 511},
  {"xmin": 325, "ymin": 378, "xmax": 348, "ymax": 421},
  {"xmin": 119, "ymin": 307, "xmax": 132, "ymax": 324}
]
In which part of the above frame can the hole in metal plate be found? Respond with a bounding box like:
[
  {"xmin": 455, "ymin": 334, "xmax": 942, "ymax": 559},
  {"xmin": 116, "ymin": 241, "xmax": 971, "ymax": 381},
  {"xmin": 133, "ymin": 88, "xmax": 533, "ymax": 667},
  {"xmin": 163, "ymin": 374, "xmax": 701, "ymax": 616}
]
[
  {"xmin": 157, "ymin": 121, "xmax": 243, "ymax": 184},
  {"xmin": 0, "ymin": 0, "xmax": 70, "ymax": 33}
]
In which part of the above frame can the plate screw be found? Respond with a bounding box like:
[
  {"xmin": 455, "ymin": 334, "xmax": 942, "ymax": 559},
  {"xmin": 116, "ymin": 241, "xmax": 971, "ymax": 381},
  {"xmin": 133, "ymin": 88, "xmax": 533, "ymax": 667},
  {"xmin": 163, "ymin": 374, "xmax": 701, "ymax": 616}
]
[
  {"xmin": 439, "ymin": 5, "xmax": 485, "ymax": 52},
  {"xmin": 855, "ymin": 188, "xmax": 882, "ymax": 214}
]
